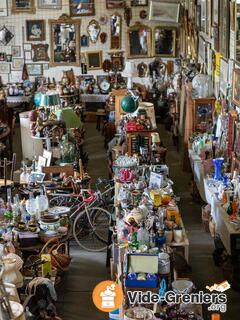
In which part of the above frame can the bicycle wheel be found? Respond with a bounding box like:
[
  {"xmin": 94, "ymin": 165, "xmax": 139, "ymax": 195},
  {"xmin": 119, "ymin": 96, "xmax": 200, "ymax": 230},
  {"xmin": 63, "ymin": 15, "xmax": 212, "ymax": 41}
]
[
  {"xmin": 50, "ymin": 195, "xmax": 81, "ymax": 209},
  {"xmin": 73, "ymin": 207, "xmax": 111, "ymax": 252}
]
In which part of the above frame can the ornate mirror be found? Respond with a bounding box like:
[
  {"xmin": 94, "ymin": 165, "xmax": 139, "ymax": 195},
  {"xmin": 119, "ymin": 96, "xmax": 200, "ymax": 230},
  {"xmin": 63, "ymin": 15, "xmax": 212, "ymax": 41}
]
[
  {"xmin": 87, "ymin": 19, "xmax": 101, "ymax": 43},
  {"xmin": 49, "ymin": 14, "xmax": 80, "ymax": 66},
  {"xmin": 127, "ymin": 22, "xmax": 151, "ymax": 59},
  {"xmin": 110, "ymin": 13, "xmax": 122, "ymax": 50}
]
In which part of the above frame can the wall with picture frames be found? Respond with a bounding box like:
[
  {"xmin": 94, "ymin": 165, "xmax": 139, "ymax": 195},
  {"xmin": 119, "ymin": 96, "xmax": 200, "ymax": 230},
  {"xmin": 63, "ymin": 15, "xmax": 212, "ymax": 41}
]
[
  {"xmin": 0, "ymin": 0, "xmax": 182, "ymax": 83},
  {"xmin": 182, "ymin": 0, "xmax": 240, "ymax": 102}
]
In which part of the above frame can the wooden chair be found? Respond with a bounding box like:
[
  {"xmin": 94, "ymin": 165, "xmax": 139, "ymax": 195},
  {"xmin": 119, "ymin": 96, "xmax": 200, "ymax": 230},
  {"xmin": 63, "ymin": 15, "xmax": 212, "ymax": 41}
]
[{"xmin": 0, "ymin": 153, "xmax": 16, "ymax": 188}]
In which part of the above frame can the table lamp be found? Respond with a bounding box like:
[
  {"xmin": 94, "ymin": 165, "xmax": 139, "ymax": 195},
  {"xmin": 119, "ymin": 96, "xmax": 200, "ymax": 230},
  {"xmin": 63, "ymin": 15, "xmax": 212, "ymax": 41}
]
[
  {"xmin": 56, "ymin": 107, "xmax": 82, "ymax": 129},
  {"xmin": 122, "ymin": 61, "xmax": 137, "ymax": 90},
  {"xmin": 40, "ymin": 92, "xmax": 61, "ymax": 110}
]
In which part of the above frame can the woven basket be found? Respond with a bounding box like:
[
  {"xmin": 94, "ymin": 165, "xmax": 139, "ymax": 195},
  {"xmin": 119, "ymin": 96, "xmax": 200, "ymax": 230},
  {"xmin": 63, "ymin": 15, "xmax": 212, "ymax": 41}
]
[{"xmin": 50, "ymin": 243, "xmax": 71, "ymax": 272}]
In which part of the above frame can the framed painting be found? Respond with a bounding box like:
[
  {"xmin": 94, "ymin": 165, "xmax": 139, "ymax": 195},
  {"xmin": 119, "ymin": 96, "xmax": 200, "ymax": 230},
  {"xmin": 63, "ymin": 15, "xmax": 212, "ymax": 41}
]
[
  {"xmin": 12, "ymin": 0, "xmax": 36, "ymax": 14},
  {"xmin": 212, "ymin": 24, "xmax": 219, "ymax": 52},
  {"xmin": 196, "ymin": 5, "xmax": 201, "ymax": 31},
  {"xmin": 131, "ymin": 0, "xmax": 148, "ymax": 6},
  {"xmin": 212, "ymin": 0, "xmax": 219, "ymax": 26},
  {"xmin": 11, "ymin": 45, "xmax": 21, "ymax": 57},
  {"xmin": 24, "ymin": 43, "xmax": 32, "ymax": 51},
  {"xmin": 26, "ymin": 20, "xmax": 45, "ymax": 41},
  {"xmin": 152, "ymin": 27, "xmax": 176, "ymax": 57},
  {"xmin": 70, "ymin": 0, "xmax": 94, "ymax": 16},
  {"xmin": 27, "ymin": 64, "xmax": 43, "ymax": 76},
  {"xmin": 32, "ymin": 44, "xmax": 49, "ymax": 61},
  {"xmin": 232, "ymin": 69, "xmax": 240, "ymax": 107},
  {"xmin": 206, "ymin": 0, "xmax": 212, "ymax": 36},
  {"xmin": 0, "ymin": 0, "xmax": 8, "ymax": 17},
  {"xmin": 86, "ymin": 51, "xmax": 102, "ymax": 70},
  {"xmin": 200, "ymin": 0, "xmax": 206, "ymax": 33},
  {"xmin": 0, "ymin": 53, "xmax": 6, "ymax": 61},
  {"xmin": 0, "ymin": 64, "xmax": 10, "ymax": 74},
  {"xmin": 6, "ymin": 54, "xmax": 12, "ymax": 62},
  {"xmin": 149, "ymin": 1, "xmax": 180, "ymax": 23},
  {"xmin": 81, "ymin": 34, "xmax": 89, "ymax": 47},
  {"xmin": 219, "ymin": 0, "xmax": 230, "ymax": 59},
  {"xmin": 42, "ymin": 63, "xmax": 49, "ymax": 70},
  {"xmin": 24, "ymin": 50, "xmax": 32, "ymax": 60},
  {"xmin": 0, "ymin": 26, "xmax": 14, "ymax": 45},
  {"xmin": 38, "ymin": 0, "xmax": 62, "ymax": 9},
  {"xmin": 12, "ymin": 58, "xmax": 24, "ymax": 71},
  {"xmin": 106, "ymin": 0, "xmax": 126, "ymax": 9},
  {"xmin": 192, "ymin": 98, "xmax": 215, "ymax": 132},
  {"xmin": 127, "ymin": 22, "xmax": 151, "ymax": 59},
  {"xmin": 230, "ymin": 1, "xmax": 236, "ymax": 32},
  {"xmin": 219, "ymin": 58, "xmax": 228, "ymax": 96}
]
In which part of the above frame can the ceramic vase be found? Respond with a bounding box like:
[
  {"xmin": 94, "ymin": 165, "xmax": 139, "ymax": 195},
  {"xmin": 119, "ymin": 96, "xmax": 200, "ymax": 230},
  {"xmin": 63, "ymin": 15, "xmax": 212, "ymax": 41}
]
[{"xmin": 173, "ymin": 229, "xmax": 183, "ymax": 243}]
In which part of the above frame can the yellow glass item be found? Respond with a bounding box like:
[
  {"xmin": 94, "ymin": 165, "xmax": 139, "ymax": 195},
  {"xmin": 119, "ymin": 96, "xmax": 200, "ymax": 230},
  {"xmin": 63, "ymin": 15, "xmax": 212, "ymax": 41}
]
[
  {"xmin": 161, "ymin": 194, "xmax": 172, "ymax": 206},
  {"xmin": 166, "ymin": 206, "xmax": 181, "ymax": 224},
  {"xmin": 214, "ymin": 100, "xmax": 222, "ymax": 114},
  {"xmin": 41, "ymin": 254, "xmax": 52, "ymax": 277},
  {"xmin": 150, "ymin": 190, "xmax": 162, "ymax": 207}
]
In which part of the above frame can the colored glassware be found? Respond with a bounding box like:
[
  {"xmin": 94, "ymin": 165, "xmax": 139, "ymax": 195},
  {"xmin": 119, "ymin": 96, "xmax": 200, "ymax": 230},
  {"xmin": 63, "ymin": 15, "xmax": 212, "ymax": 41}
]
[{"xmin": 213, "ymin": 158, "xmax": 224, "ymax": 180}]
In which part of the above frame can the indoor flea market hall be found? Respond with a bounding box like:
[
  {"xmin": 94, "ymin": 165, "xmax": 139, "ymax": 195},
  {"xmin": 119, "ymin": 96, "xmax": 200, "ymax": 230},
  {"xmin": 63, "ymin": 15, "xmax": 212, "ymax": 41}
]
[{"xmin": 1, "ymin": 1, "xmax": 240, "ymax": 320}]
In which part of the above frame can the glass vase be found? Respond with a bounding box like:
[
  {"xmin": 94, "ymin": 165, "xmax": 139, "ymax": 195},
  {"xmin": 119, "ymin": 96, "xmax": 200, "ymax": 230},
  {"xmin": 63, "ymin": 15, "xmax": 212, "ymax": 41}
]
[{"xmin": 213, "ymin": 158, "xmax": 224, "ymax": 180}]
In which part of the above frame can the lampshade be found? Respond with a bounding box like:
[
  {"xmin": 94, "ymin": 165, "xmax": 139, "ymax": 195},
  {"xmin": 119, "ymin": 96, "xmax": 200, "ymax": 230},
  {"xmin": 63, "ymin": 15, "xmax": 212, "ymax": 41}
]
[
  {"xmin": 122, "ymin": 61, "xmax": 137, "ymax": 77},
  {"xmin": 56, "ymin": 107, "xmax": 82, "ymax": 129},
  {"xmin": 40, "ymin": 92, "xmax": 61, "ymax": 107},
  {"xmin": 151, "ymin": 132, "xmax": 160, "ymax": 143}
]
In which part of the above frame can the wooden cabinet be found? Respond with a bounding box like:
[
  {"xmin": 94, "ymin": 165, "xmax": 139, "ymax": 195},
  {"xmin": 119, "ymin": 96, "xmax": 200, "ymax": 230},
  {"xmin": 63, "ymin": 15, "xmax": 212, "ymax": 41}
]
[{"xmin": 126, "ymin": 131, "xmax": 154, "ymax": 156}]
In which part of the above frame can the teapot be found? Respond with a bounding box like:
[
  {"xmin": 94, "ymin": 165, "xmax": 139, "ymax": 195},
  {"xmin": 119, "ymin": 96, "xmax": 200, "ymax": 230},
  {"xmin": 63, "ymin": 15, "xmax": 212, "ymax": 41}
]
[{"xmin": 119, "ymin": 168, "xmax": 135, "ymax": 182}]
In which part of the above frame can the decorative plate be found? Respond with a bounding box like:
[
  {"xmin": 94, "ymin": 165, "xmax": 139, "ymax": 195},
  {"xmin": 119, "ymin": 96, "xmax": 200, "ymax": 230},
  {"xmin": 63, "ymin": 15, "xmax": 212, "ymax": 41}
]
[
  {"xmin": 99, "ymin": 14, "xmax": 108, "ymax": 25},
  {"xmin": 49, "ymin": 206, "xmax": 71, "ymax": 216},
  {"xmin": 99, "ymin": 79, "xmax": 111, "ymax": 93}
]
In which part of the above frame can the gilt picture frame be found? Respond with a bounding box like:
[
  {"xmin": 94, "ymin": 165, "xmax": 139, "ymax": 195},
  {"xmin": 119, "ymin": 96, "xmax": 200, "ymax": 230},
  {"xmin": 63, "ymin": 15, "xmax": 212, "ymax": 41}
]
[
  {"xmin": 127, "ymin": 22, "xmax": 152, "ymax": 59},
  {"xmin": 219, "ymin": 0, "xmax": 230, "ymax": 59},
  {"xmin": 86, "ymin": 51, "xmax": 102, "ymax": 70},
  {"xmin": 12, "ymin": 0, "xmax": 36, "ymax": 14}
]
